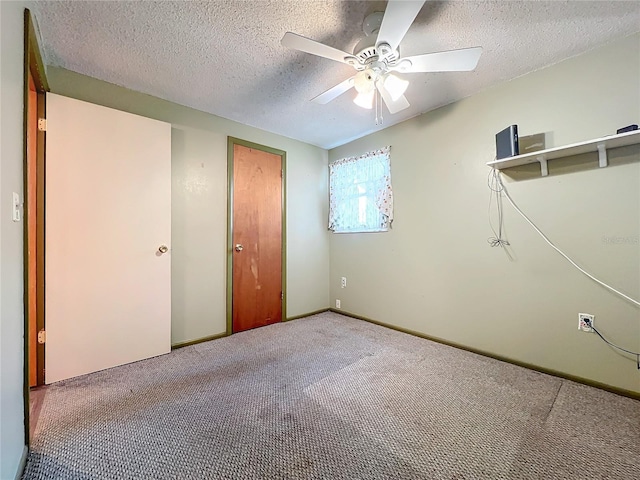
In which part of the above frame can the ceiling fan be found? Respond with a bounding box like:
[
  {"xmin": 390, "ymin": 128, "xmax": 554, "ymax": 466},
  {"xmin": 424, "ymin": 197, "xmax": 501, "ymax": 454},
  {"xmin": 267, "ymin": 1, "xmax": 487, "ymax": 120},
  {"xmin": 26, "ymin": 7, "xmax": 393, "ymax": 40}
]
[{"xmin": 281, "ymin": 0, "xmax": 482, "ymax": 115}]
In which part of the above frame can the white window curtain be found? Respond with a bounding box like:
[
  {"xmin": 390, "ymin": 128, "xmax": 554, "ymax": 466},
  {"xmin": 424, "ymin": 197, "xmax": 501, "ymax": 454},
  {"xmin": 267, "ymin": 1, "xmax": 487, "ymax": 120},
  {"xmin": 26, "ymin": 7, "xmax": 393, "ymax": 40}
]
[{"xmin": 329, "ymin": 146, "xmax": 393, "ymax": 233}]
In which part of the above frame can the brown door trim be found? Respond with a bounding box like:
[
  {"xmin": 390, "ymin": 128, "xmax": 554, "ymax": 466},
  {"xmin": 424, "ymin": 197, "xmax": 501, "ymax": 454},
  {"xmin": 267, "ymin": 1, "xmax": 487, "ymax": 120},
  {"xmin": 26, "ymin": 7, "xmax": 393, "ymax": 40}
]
[
  {"xmin": 226, "ymin": 137, "xmax": 287, "ymax": 334},
  {"xmin": 24, "ymin": 7, "xmax": 49, "ymax": 444},
  {"xmin": 27, "ymin": 70, "xmax": 37, "ymax": 388}
]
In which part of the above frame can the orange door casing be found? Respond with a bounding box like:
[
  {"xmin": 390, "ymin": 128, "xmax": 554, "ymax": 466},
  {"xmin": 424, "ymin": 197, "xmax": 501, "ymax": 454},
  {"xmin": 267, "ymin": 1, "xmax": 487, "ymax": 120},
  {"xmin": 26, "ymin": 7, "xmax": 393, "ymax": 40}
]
[{"xmin": 27, "ymin": 70, "xmax": 38, "ymax": 387}]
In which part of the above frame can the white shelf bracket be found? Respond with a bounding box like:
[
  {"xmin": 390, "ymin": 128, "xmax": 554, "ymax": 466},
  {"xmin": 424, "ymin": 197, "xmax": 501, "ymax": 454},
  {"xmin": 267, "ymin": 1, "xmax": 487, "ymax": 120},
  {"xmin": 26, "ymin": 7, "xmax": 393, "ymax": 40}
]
[
  {"xmin": 597, "ymin": 143, "xmax": 607, "ymax": 168},
  {"xmin": 537, "ymin": 155, "xmax": 548, "ymax": 176}
]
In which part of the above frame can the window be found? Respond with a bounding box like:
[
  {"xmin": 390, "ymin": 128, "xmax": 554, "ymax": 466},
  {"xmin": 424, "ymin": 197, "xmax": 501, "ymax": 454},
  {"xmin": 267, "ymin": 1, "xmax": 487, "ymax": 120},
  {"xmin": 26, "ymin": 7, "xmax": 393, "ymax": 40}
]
[{"xmin": 329, "ymin": 146, "xmax": 393, "ymax": 233}]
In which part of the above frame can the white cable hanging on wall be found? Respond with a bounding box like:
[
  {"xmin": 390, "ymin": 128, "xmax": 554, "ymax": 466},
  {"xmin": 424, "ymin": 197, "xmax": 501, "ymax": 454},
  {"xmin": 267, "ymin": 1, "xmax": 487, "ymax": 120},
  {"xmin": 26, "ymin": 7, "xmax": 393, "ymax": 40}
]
[
  {"xmin": 488, "ymin": 168, "xmax": 640, "ymax": 308},
  {"xmin": 488, "ymin": 167, "xmax": 640, "ymax": 367}
]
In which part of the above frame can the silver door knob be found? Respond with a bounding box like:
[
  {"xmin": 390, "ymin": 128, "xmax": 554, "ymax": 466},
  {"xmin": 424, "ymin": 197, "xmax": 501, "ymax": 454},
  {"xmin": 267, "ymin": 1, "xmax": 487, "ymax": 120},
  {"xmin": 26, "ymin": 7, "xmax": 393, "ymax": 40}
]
[
  {"xmin": 235, "ymin": 244, "xmax": 244, "ymax": 252},
  {"xmin": 158, "ymin": 245, "xmax": 168, "ymax": 254}
]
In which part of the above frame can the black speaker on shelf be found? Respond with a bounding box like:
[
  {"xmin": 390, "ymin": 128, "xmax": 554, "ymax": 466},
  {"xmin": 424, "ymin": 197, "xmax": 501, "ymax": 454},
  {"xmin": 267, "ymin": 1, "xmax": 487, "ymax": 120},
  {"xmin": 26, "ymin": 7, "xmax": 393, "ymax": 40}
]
[
  {"xmin": 495, "ymin": 125, "xmax": 519, "ymax": 159},
  {"xmin": 617, "ymin": 124, "xmax": 638, "ymax": 134}
]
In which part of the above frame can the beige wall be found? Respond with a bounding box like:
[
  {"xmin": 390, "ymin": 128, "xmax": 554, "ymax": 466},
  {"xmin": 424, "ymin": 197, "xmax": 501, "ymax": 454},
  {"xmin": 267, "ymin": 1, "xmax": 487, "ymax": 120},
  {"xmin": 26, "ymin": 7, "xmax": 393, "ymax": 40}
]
[
  {"xmin": 48, "ymin": 67, "xmax": 330, "ymax": 345},
  {"xmin": 329, "ymin": 33, "xmax": 640, "ymax": 394},
  {"xmin": 1, "ymin": 2, "xmax": 30, "ymax": 478}
]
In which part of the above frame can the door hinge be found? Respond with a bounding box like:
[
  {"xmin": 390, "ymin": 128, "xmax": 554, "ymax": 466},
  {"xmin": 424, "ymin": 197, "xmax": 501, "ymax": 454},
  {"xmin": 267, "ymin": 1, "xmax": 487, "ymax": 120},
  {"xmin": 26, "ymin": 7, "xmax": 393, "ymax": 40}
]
[
  {"xmin": 38, "ymin": 118, "xmax": 47, "ymax": 131},
  {"xmin": 281, "ymin": 292, "xmax": 284, "ymax": 300},
  {"xmin": 37, "ymin": 329, "xmax": 46, "ymax": 344}
]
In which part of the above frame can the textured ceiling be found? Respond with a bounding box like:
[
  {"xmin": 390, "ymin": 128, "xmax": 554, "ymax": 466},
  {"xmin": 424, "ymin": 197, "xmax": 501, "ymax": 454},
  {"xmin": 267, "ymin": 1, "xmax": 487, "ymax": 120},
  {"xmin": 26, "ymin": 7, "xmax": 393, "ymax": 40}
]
[{"xmin": 32, "ymin": 1, "xmax": 640, "ymax": 149}]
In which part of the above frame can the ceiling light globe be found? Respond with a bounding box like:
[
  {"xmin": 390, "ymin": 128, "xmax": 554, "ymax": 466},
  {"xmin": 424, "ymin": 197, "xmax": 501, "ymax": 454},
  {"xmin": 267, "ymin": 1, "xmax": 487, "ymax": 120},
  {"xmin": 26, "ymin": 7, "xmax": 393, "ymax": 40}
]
[
  {"xmin": 383, "ymin": 73, "xmax": 409, "ymax": 101},
  {"xmin": 354, "ymin": 69, "xmax": 376, "ymax": 94},
  {"xmin": 353, "ymin": 90, "xmax": 374, "ymax": 109}
]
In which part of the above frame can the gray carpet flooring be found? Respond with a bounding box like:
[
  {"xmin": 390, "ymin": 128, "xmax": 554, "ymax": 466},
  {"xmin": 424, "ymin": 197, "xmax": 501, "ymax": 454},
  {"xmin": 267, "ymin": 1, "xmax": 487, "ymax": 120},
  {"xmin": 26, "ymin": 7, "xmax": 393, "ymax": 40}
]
[{"xmin": 23, "ymin": 312, "xmax": 640, "ymax": 479}]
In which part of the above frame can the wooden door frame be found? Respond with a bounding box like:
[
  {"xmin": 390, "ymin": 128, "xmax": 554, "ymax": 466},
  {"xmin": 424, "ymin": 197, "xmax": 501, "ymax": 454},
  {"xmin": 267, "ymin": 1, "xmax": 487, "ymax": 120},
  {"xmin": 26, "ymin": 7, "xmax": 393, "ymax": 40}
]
[
  {"xmin": 226, "ymin": 137, "xmax": 287, "ymax": 334},
  {"xmin": 23, "ymin": 8, "xmax": 49, "ymax": 443}
]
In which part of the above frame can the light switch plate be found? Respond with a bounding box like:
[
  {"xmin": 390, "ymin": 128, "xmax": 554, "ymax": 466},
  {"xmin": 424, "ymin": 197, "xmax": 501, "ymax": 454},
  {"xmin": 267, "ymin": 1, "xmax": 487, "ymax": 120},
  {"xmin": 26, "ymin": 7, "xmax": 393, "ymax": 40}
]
[{"xmin": 12, "ymin": 192, "xmax": 21, "ymax": 222}]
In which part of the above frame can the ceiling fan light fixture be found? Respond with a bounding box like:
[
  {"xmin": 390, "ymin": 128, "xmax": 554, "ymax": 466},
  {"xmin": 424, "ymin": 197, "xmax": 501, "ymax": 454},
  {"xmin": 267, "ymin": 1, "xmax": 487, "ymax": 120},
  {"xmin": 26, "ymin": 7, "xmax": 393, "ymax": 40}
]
[
  {"xmin": 354, "ymin": 69, "xmax": 376, "ymax": 94},
  {"xmin": 383, "ymin": 73, "xmax": 409, "ymax": 101},
  {"xmin": 353, "ymin": 90, "xmax": 375, "ymax": 109}
]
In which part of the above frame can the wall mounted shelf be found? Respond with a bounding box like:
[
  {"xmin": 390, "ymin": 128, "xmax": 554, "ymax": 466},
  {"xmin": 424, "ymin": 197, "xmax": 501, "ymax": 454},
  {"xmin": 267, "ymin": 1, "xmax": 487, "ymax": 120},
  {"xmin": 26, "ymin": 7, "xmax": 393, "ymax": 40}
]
[{"xmin": 487, "ymin": 129, "xmax": 640, "ymax": 176}]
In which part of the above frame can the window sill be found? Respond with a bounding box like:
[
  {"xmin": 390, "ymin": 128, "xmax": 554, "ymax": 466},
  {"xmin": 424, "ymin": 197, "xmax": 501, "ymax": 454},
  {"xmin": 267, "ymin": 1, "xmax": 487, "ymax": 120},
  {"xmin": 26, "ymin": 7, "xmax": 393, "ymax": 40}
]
[{"xmin": 330, "ymin": 228, "xmax": 389, "ymax": 234}]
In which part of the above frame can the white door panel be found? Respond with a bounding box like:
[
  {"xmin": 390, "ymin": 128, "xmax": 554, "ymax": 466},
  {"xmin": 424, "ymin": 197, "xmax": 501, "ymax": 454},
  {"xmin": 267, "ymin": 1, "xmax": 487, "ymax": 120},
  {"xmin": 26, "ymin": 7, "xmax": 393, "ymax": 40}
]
[{"xmin": 45, "ymin": 93, "xmax": 171, "ymax": 384}]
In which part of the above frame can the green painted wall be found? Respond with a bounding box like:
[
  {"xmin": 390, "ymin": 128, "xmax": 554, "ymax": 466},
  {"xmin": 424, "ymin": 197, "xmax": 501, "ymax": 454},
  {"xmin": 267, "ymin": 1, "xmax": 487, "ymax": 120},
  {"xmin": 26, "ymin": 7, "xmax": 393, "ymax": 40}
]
[
  {"xmin": 329, "ymin": 33, "xmax": 640, "ymax": 394},
  {"xmin": 48, "ymin": 67, "xmax": 330, "ymax": 345}
]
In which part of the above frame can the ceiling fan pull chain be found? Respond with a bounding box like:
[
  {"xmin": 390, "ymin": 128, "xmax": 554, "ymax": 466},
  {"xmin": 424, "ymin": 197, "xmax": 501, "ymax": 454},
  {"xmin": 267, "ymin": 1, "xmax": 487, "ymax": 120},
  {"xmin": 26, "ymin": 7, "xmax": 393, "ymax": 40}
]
[{"xmin": 375, "ymin": 89, "xmax": 380, "ymax": 125}]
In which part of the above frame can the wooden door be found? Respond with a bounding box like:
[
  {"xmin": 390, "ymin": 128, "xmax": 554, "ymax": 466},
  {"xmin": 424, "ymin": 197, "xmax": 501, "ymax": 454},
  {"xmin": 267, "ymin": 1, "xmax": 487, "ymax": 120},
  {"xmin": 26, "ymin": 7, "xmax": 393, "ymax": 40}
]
[
  {"xmin": 45, "ymin": 93, "xmax": 172, "ymax": 384},
  {"xmin": 231, "ymin": 142, "xmax": 284, "ymax": 332}
]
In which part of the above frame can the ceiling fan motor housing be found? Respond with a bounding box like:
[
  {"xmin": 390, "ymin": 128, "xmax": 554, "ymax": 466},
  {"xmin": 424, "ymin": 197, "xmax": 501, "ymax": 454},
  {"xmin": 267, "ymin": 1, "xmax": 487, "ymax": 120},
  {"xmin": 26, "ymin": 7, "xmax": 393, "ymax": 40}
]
[{"xmin": 352, "ymin": 35, "xmax": 400, "ymax": 68}]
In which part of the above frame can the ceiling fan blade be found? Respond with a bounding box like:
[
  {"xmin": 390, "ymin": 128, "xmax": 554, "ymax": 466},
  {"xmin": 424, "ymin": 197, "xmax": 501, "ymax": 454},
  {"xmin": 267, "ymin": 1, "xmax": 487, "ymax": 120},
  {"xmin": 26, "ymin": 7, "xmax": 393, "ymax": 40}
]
[
  {"xmin": 376, "ymin": 81, "xmax": 410, "ymax": 114},
  {"xmin": 282, "ymin": 32, "xmax": 351, "ymax": 64},
  {"xmin": 399, "ymin": 47, "xmax": 483, "ymax": 73},
  {"xmin": 376, "ymin": 0, "xmax": 426, "ymax": 52},
  {"xmin": 312, "ymin": 77, "xmax": 355, "ymax": 104}
]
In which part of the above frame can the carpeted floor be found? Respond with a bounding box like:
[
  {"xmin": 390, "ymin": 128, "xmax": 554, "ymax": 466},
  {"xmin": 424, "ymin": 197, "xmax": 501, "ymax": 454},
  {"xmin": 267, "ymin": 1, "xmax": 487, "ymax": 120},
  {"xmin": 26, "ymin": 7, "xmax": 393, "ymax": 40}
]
[{"xmin": 23, "ymin": 312, "xmax": 640, "ymax": 479}]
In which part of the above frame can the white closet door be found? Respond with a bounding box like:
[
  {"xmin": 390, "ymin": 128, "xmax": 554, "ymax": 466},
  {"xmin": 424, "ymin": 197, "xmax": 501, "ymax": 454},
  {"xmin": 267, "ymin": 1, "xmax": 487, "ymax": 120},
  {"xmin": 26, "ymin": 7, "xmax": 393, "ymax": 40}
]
[{"xmin": 45, "ymin": 93, "xmax": 171, "ymax": 384}]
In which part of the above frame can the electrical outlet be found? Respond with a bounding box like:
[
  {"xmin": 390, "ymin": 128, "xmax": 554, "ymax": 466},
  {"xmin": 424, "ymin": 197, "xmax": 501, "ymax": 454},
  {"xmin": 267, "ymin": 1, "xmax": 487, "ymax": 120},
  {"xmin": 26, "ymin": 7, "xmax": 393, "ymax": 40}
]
[
  {"xmin": 341, "ymin": 277, "xmax": 347, "ymax": 288},
  {"xmin": 578, "ymin": 313, "xmax": 594, "ymax": 332},
  {"xmin": 335, "ymin": 299, "xmax": 341, "ymax": 309}
]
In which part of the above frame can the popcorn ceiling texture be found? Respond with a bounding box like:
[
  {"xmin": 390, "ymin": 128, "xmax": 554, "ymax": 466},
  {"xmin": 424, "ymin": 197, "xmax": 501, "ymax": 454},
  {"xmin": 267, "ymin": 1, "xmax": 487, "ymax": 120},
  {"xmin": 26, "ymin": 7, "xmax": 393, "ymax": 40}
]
[{"xmin": 32, "ymin": 1, "xmax": 640, "ymax": 149}]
